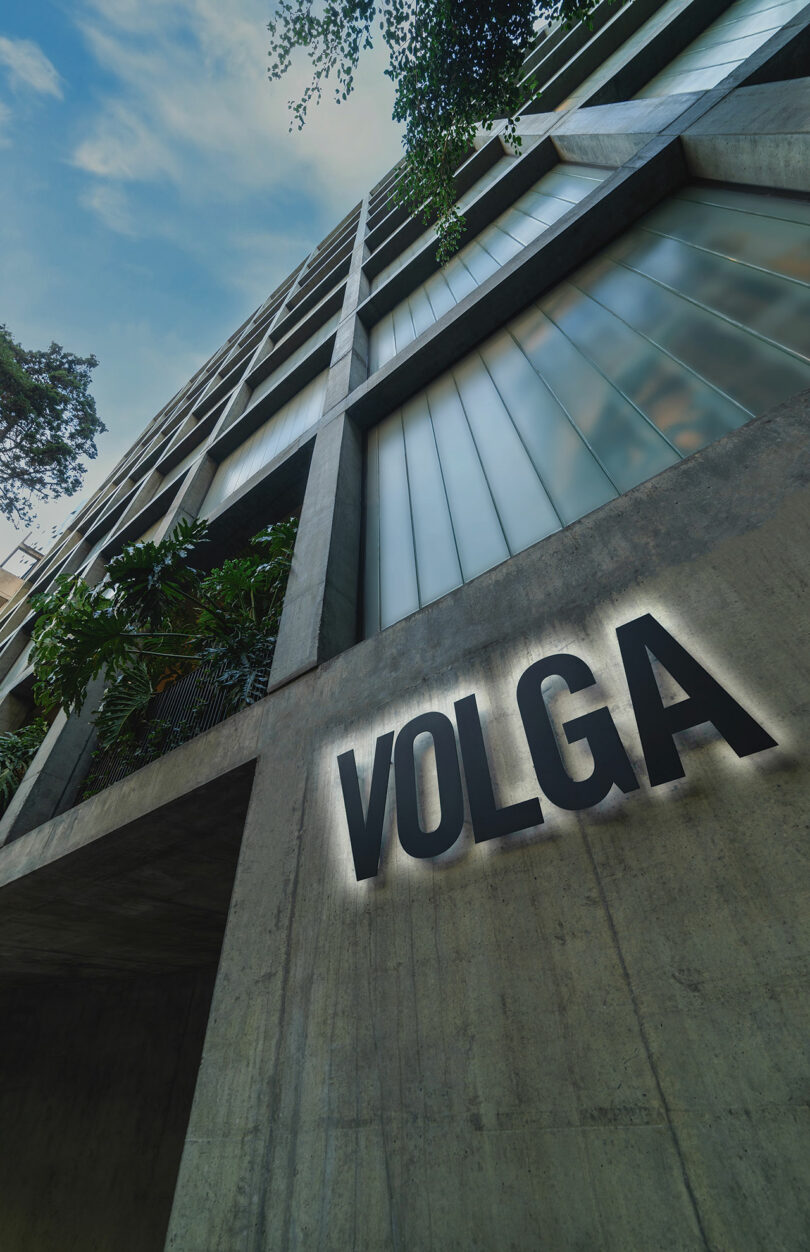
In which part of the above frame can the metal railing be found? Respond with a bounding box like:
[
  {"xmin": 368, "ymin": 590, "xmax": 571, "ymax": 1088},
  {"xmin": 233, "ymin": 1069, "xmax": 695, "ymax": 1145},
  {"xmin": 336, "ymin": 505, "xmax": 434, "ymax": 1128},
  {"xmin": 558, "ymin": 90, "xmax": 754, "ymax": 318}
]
[{"xmin": 81, "ymin": 659, "xmax": 271, "ymax": 799}]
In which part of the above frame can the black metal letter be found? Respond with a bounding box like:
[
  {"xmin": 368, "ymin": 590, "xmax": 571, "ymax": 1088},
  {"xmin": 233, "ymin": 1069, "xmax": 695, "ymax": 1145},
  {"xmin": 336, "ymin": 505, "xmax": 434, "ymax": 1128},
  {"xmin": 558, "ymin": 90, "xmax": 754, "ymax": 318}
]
[
  {"xmin": 455, "ymin": 693, "xmax": 543, "ymax": 841},
  {"xmin": 394, "ymin": 712, "xmax": 464, "ymax": 859},
  {"xmin": 617, "ymin": 613, "xmax": 777, "ymax": 786},
  {"xmin": 517, "ymin": 654, "xmax": 639, "ymax": 810},
  {"xmin": 338, "ymin": 731, "xmax": 395, "ymax": 881}
]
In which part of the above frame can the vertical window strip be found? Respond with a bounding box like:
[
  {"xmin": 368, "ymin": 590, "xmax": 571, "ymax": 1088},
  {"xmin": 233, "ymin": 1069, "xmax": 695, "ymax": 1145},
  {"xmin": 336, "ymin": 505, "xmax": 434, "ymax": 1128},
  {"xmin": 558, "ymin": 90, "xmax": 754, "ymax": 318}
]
[{"xmin": 363, "ymin": 425, "xmax": 382, "ymax": 637}]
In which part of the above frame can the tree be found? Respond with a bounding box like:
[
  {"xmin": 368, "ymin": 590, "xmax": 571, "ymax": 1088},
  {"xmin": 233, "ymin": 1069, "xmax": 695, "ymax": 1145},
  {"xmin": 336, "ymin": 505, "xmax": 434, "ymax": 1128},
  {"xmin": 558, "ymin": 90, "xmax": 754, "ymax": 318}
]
[
  {"xmin": 0, "ymin": 324, "xmax": 105, "ymax": 526},
  {"xmin": 268, "ymin": 0, "xmax": 606, "ymax": 261},
  {"xmin": 0, "ymin": 717, "xmax": 48, "ymax": 817},
  {"xmin": 29, "ymin": 516, "xmax": 298, "ymax": 752}
]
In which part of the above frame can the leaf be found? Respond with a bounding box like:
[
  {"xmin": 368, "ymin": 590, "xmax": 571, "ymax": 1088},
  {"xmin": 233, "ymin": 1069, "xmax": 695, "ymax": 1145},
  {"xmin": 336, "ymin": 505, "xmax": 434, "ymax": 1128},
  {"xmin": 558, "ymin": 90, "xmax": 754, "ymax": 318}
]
[
  {"xmin": 265, "ymin": 0, "xmax": 609, "ymax": 261},
  {"xmin": 107, "ymin": 518, "xmax": 210, "ymax": 629},
  {"xmin": 0, "ymin": 717, "xmax": 48, "ymax": 812},
  {"xmin": 94, "ymin": 662, "xmax": 155, "ymax": 751},
  {"xmin": 29, "ymin": 514, "xmax": 298, "ymax": 777},
  {"xmin": 0, "ymin": 323, "xmax": 103, "ymax": 526}
]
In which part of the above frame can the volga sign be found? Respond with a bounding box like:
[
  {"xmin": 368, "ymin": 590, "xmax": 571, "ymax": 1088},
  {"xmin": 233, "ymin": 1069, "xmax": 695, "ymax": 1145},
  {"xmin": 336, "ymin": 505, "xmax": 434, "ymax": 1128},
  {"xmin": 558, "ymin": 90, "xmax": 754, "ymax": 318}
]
[{"xmin": 338, "ymin": 614, "xmax": 776, "ymax": 881}]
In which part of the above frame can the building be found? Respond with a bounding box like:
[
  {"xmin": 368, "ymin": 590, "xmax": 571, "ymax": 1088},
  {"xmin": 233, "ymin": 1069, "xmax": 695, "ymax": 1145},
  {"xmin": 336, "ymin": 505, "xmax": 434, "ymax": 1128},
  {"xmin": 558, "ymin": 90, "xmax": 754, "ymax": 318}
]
[
  {"xmin": 0, "ymin": 538, "xmax": 42, "ymax": 610},
  {"xmin": 0, "ymin": 0, "xmax": 809, "ymax": 1246}
]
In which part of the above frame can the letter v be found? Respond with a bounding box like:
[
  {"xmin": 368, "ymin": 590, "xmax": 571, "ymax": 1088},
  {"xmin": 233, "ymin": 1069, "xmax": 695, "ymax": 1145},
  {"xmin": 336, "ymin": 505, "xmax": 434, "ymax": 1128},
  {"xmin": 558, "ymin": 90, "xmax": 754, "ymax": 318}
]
[{"xmin": 337, "ymin": 732, "xmax": 395, "ymax": 881}]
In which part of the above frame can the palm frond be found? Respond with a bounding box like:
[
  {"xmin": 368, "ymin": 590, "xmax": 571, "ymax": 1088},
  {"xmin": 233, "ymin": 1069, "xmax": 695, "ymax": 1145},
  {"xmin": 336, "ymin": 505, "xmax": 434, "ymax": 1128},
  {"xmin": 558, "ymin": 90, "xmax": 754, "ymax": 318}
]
[{"xmin": 94, "ymin": 662, "xmax": 155, "ymax": 751}]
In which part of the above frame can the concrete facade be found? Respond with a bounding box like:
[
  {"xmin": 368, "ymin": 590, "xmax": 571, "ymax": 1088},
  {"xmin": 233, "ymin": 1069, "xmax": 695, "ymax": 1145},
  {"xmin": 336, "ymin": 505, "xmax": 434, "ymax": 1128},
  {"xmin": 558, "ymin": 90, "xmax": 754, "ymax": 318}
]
[{"xmin": 0, "ymin": 2, "xmax": 809, "ymax": 1248}]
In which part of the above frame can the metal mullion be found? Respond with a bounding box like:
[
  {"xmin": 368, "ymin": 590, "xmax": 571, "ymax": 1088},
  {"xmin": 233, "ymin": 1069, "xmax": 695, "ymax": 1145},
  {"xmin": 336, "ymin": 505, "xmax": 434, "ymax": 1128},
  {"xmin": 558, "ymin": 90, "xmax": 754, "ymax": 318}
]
[
  {"xmin": 424, "ymin": 393, "xmax": 465, "ymax": 590},
  {"xmin": 398, "ymin": 410, "xmax": 424, "ymax": 610},
  {"xmin": 543, "ymin": 294, "xmax": 685, "ymax": 461},
  {"xmin": 448, "ymin": 373, "xmax": 512, "ymax": 558},
  {"xmin": 678, "ymin": 186, "xmax": 810, "ymax": 229}
]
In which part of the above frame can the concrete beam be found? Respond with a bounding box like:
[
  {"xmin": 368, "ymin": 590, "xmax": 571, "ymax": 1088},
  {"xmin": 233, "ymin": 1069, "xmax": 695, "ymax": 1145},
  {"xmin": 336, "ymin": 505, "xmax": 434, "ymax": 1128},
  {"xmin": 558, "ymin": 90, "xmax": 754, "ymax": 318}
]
[
  {"xmin": 681, "ymin": 77, "xmax": 810, "ymax": 192},
  {"xmin": 154, "ymin": 456, "xmax": 217, "ymax": 542}
]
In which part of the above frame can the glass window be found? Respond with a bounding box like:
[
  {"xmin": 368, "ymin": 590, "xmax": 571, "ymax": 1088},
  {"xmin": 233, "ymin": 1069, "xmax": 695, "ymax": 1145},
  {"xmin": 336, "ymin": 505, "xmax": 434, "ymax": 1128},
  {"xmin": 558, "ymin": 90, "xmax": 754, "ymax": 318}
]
[
  {"xmin": 200, "ymin": 370, "xmax": 328, "ymax": 517},
  {"xmin": 364, "ymin": 185, "xmax": 810, "ymax": 633},
  {"xmin": 638, "ymin": 0, "xmax": 809, "ymax": 97},
  {"xmin": 369, "ymin": 164, "xmax": 609, "ymax": 373}
]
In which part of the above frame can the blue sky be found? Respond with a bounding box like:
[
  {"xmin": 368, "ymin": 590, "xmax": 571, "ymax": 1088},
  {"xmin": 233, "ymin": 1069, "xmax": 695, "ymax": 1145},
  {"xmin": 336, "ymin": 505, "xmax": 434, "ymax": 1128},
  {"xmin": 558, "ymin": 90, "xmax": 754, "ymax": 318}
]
[{"xmin": 0, "ymin": 0, "xmax": 402, "ymax": 557}]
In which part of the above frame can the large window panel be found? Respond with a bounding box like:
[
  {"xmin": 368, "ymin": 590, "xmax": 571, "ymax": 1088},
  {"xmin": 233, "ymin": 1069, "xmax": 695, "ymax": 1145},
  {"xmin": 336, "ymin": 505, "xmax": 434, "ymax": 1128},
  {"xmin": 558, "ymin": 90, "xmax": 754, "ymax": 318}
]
[
  {"xmin": 560, "ymin": 0, "xmax": 691, "ymax": 108},
  {"xmin": 364, "ymin": 184, "xmax": 810, "ymax": 633},
  {"xmin": 637, "ymin": 0, "xmax": 809, "ymax": 97},
  {"xmin": 401, "ymin": 396, "xmax": 463, "ymax": 609},
  {"xmin": 371, "ymin": 154, "xmax": 517, "ymax": 291},
  {"xmin": 376, "ymin": 416, "xmax": 420, "ymax": 628},
  {"xmin": 246, "ymin": 313, "xmax": 338, "ymax": 412},
  {"xmin": 368, "ymin": 164, "xmax": 609, "ymax": 373},
  {"xmin": 200, "ymin": 370, "xmax": 328, "ymax": 518}
]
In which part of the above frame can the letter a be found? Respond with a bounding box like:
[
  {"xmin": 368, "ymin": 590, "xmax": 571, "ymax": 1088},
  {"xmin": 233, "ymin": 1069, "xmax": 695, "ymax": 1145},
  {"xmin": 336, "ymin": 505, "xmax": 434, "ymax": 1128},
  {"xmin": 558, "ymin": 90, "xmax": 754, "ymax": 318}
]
[{"xmin": 617, "ymin": 613, "xmax": 776, "ymax": 786}]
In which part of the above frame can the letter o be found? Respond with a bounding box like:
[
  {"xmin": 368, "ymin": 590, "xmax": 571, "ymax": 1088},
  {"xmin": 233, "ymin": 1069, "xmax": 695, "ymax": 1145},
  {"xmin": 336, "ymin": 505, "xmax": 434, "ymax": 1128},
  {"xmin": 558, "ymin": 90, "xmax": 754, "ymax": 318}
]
[{"xmin": 394, "ymin": 711, "xmax": 464, "ymax": 859}]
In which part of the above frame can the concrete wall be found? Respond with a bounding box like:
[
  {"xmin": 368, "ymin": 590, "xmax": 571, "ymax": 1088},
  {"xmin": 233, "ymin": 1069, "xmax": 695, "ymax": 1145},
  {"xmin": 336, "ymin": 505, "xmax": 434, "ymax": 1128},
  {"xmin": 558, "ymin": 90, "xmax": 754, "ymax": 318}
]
[
  {"xmin": 0, "ymin": 568, "xmax": 25, "ymax": 608},
  {"xmin": 156, "ymin": 396, "xmax": 810, "ymax": 1250},
  {"xmin": 0, "ymin": 393, "xmax": 805, "ymax": 1252}
]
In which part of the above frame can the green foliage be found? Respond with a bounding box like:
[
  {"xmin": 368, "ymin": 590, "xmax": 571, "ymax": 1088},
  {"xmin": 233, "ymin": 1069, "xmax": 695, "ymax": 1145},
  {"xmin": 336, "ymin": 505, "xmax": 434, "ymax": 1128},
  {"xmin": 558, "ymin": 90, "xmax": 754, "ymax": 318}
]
[
  {"xmin": 30, "ymin": 516, "xmax": 298, "ymax": 754},
  {"xmin": 0, "ymin": 324, "xmax": 105, "ymax": 526},
  {"xmin": 29, "ymin": 577, "xmax": 131, "ymax": 717},
  {"xmin": 0, "ymin": 717, "xmax": 48, "ymax": 814},
  {"xmin": 93, "ymin": 661, "xmax": 154, "ymax": 752},
  {"xmin": 267, "ymin": 0, "xmax": 608, "ymax": 262},
  {"xmin": 105, "ymin": 517, "xmax": 208, "ymax": 630}
]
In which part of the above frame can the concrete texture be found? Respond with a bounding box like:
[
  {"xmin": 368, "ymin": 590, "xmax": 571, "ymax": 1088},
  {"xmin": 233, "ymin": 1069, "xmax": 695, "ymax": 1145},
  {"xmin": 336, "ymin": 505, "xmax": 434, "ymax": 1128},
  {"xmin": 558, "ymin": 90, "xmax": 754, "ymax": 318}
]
[
  {"xmin": 682, "ymin": 77, "xmax": 810, "ymax": 189},
  {"xmin": 155, "ymin": 397, "xmax": 810, "ymax": 1250},
  {"xmin": 0, "ymin": 567, "xmax": 25, "ymax": 607},
  {"xmin": 270, "ymin": 412, "xmax": 362, "ymax": 685},
  {"xmin": 0, "ymin": 762, "xmax": 254, "ymax": 977},
  {"xmin": 0, "ymin": 673, "xmax": 107, "ymax": 844},
  {"xmin": 0, "ymin": 763, "xmax": 254, "ymax": 1250}
]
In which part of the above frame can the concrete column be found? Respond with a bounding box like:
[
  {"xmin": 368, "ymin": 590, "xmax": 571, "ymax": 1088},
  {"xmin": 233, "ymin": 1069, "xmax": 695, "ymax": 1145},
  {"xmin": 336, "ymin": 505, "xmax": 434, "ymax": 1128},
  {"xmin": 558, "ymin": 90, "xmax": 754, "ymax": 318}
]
[
  {"xmin": 323, "ymin": 195, "xmax": 371, "ymax": 413},
  {"xmin": 269, "ymin": 203, "xmax": 370, "ymax": 686},
  {"xmin": 0, "ymin": 691, "xmax": 32, "ymax": 734},
  {"xmin": 269, "ymin": 411, "xmax": 362, "ymax": 688},
  {"xmin": 153, "ymin": 456, "xmax": 217, "ymax": 542},
  {"xmin": 0, "ymin": 673, "xmax": 107, "ymax": 844},
  {"xmin": 110, "ymin": 469, "xmax": 164, "ymax": 536},
  {"xmin": 0, "ymin": 627, "xmax": 31, "ymax": 685}
]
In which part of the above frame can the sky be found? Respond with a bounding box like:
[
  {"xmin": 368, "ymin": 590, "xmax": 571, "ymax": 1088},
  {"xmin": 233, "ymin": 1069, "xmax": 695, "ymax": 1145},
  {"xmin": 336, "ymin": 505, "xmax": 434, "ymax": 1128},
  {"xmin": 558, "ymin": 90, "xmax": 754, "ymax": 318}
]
[{"xmin": 0, "ymin": 0, "xmax": 402, "ymax": 559}]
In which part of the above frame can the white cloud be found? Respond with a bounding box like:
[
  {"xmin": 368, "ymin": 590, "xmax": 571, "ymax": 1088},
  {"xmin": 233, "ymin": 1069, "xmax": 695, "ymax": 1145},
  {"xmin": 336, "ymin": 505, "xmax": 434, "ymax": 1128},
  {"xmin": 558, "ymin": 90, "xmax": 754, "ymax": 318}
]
[
  {"xmin": 74, "ymin": 98, "xmax": 177, "ymax": 182},
  {"xmin": 79, "ymin": 182, "xmax": 138, "ymax": 236},
  {"xmin": 71, "ymin": 0, "xmax": 402, "ymax": 205},
  {"xmin": 0, "ymin": 99, "xmax": 11, "ymax": 147},
  {"xmin": 0, "ymin": 36, "xmax": 63, "ymax": 98}
]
